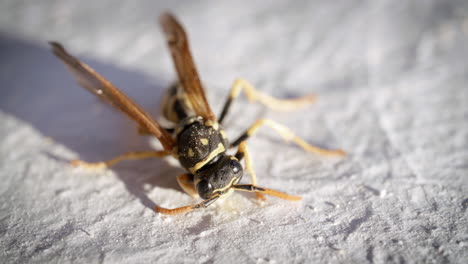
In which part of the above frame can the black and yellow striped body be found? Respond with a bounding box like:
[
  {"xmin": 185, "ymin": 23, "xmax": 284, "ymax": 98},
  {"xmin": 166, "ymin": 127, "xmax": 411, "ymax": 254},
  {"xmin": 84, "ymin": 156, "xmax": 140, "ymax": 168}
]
[
  {"xmin": 174, "ymin": 116, "xmax": 228, "ymax": 174},
  {"xmin": 161, "ymin": 83, "xmax": 243, "ymax": 199},
  {"xmin": 160, "ymin": 83, "xmax": 195, "ymax": 124}
]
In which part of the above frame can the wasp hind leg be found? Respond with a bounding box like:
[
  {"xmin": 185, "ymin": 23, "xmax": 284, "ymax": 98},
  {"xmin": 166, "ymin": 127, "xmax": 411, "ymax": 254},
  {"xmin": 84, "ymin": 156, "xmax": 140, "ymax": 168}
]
[
  {"xmin": 70, "ymin": 150, "xmax": 171, "ymax": 170},
  {"xmin": 218, "ymin": 78, "xmax": 316, "ymax": 124},
  {"xmin": 231, "ymin": 119, "xmax": 345, "ymax": 157}
]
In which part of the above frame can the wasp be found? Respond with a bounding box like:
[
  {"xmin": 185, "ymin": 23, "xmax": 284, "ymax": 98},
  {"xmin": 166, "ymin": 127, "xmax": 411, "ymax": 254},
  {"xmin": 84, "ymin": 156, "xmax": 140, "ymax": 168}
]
[{"xmin": 49, "ymin": 13, "xmax": 345, "ymax": 215}]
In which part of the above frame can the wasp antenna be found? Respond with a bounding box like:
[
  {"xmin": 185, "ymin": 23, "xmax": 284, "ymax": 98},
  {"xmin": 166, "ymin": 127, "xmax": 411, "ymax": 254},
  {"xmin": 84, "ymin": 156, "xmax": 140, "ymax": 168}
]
[{"xmin": 233, "ymin": 184, "xmax": 302, "ymax": 201}]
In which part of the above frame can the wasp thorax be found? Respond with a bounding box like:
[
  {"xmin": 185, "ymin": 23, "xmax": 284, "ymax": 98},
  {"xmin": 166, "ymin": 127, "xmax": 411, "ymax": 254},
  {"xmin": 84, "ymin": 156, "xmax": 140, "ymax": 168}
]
[
  {"xmin": 195, "ymin": 154, "xmax": 243, "ymax": 199},
  {"xmin": 175, "ymin": 117, "xmax": 229, "ymax": 173}
]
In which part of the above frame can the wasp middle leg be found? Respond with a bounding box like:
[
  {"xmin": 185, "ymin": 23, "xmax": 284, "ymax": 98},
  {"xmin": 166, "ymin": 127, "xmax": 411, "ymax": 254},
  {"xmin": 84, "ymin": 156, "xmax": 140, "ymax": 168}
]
[
  {"xmin": 218, "ymin": 78, "xmax": 317, "ymax": 123},
  {"xmin": 70, "ymin": 150, "xmax": 171, "ymax": 170},
  {"xmin": 231, "ymin": 119, "xmax": 345, "ymax": 157}
]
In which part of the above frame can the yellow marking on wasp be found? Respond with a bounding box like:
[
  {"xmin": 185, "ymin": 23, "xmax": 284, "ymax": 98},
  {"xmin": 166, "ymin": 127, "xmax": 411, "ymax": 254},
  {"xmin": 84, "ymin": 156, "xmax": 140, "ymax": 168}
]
[
  {"xmin": 213, "ymin": 178, "xmax": 239, "ymax": 193},
  {"xmin": 204, "ymin": 120, "xmax": 219, "ymax": 130},
  {"xmin": 200, "ymin": 138, "xmax": 209, "ymax": 145},
  {"xmin": 188, "ymin": 148, "xmax": 194, "ymax": 157},
  {"xmin": 189, "ymin": 143, "xmax": 225, "ymax": 173},
  {"xmin": 178, "ymin": 90, "xmax": 194, "ymax": 111},
  {"xmin": 220, "ymin": 130, "xmax": 227, "ymax": 139},
  {"xmin": 175, "ymin": 116, "xmax": 200, "ymax": 136}
]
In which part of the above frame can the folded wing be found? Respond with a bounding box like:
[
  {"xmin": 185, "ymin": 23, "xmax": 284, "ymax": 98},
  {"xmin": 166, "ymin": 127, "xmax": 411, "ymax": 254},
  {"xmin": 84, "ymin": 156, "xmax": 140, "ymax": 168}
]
[
  {"xmin": 159, "ymin": 13, "xmax": 216, "ymax": 121},
  {"xmin": 50, "ymin": 42, "xmax": 176, "ymax": 151}
]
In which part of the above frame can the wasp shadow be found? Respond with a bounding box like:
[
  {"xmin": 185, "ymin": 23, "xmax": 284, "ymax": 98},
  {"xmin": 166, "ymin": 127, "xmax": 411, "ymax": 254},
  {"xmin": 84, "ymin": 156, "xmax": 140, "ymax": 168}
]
[{"xmin": 0, "ymin": 34, "xmax": 182, "ymax": 209}]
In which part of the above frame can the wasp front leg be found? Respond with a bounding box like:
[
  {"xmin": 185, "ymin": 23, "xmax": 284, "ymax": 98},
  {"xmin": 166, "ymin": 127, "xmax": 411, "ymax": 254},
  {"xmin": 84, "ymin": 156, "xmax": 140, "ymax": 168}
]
[
  {"xmin": 155, "ymin": 196, "xmax": 220, "ymax": 215},
  {"xmin": 231, "ymin": 119, "xmax": 345, "ymax": 157},
  {"xmin": 176, "ymin": 173, "xmax": 198, "ymax": 197},
  {"xmin": 218, "ymin": 78, "xmax": 317, "ymax": 123},
  {"xmin": 70, "ymin": 150, "xmax": 171, "ymax": 170},
  {"xmin": 235, "ymin": 142, "xmax": 265, "ymax": 200},
  {"xmin": 234, "ymin": 142, "xmax": 301, "ymax": 201}
]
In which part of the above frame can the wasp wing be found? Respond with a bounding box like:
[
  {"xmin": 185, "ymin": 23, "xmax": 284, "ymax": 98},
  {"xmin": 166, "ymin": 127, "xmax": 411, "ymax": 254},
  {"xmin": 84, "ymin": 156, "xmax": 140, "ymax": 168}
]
[
  {"xmin": 49, "ymin": 42, "xmax": 176, "ymax": 151},
  {"xmin": 159, "ymin": 13, "xmax": 216, "ymax": 121}
]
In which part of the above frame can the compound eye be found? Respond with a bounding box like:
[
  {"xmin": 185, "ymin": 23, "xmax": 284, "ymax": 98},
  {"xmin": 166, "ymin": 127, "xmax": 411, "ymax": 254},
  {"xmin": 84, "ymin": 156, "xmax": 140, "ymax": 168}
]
[
  {"xmin": 230, "ymin": 159, "xmax": 242, "ymax": 174},
  {"xmin": 196, "ymin": 180, "xmax": 213, "ymax": 199}
]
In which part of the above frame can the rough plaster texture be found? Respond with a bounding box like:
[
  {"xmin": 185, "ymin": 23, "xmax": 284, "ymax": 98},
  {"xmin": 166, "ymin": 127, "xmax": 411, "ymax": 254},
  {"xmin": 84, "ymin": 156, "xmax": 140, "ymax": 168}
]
[{"xmin": 1, "ymin": 0, "xmax": 468, "ymax": 263}]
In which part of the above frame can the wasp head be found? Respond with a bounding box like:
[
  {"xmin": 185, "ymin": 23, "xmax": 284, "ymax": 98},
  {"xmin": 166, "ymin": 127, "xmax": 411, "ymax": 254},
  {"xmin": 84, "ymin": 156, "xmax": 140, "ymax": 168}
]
[{"xmin": 194, "ymin": 154, "xmax": 243, "ymax": 199}]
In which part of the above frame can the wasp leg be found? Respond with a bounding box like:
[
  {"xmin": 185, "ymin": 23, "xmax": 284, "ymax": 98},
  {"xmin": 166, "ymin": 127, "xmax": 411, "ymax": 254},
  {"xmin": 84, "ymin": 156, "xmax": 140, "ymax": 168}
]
[
  {"xmin": 155, "ymin": 196, "xmax": 220, "ymax": 215},
  {"xmin": 70, "ymin": 150, "xmax": 171, "ymax": 170},
  {"xmin": 218, "ymin": 78, "xmax": 317, "ymax": 123},
  {"xmin": 231, "ymin": 119, "xmax": 345, "ymax": 156},
  {"xmin": 176, "ymin": 173, "xmax": 198, "ymax": 197},
  {"xmin": 235, "ymin": 142, "xmax": 265, "ymax": 200},
  {"xmin": 233, "ymin": 184, "xmax": 301, "ymax": 201}
]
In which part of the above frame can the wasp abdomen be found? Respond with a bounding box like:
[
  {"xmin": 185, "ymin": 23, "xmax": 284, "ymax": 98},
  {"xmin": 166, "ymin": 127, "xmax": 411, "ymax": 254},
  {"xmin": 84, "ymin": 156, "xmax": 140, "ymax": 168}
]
[{"xmin": 160, "ymin": 83, "xmax": 195, "ymax": 123}]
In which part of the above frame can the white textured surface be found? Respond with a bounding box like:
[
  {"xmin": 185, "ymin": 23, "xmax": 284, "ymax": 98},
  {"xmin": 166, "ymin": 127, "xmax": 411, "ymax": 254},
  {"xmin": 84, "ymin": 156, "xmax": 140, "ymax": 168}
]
[{"xmin": 1, "ymin": 0, "xmax": 468, "ymax": 263}]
